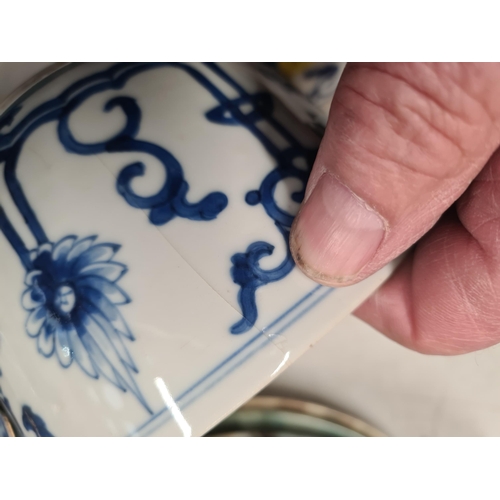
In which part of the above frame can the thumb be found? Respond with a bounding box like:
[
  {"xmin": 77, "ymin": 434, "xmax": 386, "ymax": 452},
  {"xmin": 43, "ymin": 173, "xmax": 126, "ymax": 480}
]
[{"xmin": 291, "ymin": 63, "xmax": 500, "ymax": 286}]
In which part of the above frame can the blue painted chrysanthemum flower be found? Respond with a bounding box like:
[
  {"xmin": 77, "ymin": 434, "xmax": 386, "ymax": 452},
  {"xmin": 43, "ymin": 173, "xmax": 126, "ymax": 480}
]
[{"xmin": 22, "ymin": 235, "xmax": 151, "ymax": 412}]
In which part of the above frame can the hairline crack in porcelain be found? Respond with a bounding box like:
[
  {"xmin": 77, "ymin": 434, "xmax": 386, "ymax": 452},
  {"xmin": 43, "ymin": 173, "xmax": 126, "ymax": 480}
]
[{"xmin": 0, "ymin": 63, "xmax": 397, "ymax": 436}]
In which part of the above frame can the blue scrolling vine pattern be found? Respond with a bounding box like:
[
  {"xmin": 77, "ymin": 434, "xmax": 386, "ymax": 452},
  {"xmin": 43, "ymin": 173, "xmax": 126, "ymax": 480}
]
[
  {"xmin": 58, "ymin": 93, "xmax": 228, "ymax": 225},
  {"xmin": 48, "ymin": 62, "xmax": 316, "ymax": 334},
  {"xmin": 0, "ymin": 63, "xmax": 318, "ymax": 422},
  {"xmin": 0, "ymin": 63, "xmax": 238, "ymax": 414},
  {"xmin": 201, "ymin": 63, "xmax": 318, "ymax": 333}
]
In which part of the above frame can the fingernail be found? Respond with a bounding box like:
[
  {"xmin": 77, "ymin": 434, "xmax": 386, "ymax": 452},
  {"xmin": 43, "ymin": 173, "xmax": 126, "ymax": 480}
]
[{"xmin": 291, "ymin": 174, "xmax": 385, "ymax": 284}]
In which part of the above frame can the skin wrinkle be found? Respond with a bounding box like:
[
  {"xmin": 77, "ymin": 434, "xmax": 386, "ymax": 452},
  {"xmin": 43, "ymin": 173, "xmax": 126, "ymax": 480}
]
[
  {"xmin": 432, "ymin": 228, "xmax": 455, "ymax": 313},
  {"xmin": 431, "ymin": 177, "xmax": 473, "ymax": 207},
  {"xmin": 353, "ymin": 131, "xmax": 462, "ymax": 183},
  {"xmin": 337, "ymin": 67, "xmax": 500, "ymax": 178},
  {"xmin": 402, "ymin": 100, "xmax": 471, "ymax": 159},
  {"xmin": 458, "ymin": 169, "xmax": 500, "ymax": 261},
  {"xmin": 371, "ymin": 211, "xmax": 500, "ymax": 354},
  {"xmin": 467, "ymin": 213, "xmax": 500, "ymax": 238},
  {"xmin": 420, "ymin": 223, "xmax": 500, "ymax": 351},
  {"xmin": 314, "ymin": 96, "xmax": 478, "ymax": 224},
  {"xmin": 328, "ymin": 94, "xmax": 492, "ymax": 215},
  {"xmin": 432, "ymin": 63, "xmax": 500, "ymax": 151},
  {"xmin": 341, "ymin": 80, "xmax": 469, "ymax": 161},
  {"xmin": 450, "ymin": 269, "xmax": 482, "ymax": 334},
  {"xmin": 333, "ymin": 89, "xmax": 461, "ymax": 183},
  {"xmin": 349, "ymin": 64, "xmax": 471, "ymax": 122},
  {"xmin": 473, "ymin": 275, "xmax": 498, "ymax": 321},
  {"xmin": 355, "ymin": 63, "xmax": 500, "ymax": 128},
  {"xmin": 433, "ymin": 64, "xmax": 500, "ymax": 130}
]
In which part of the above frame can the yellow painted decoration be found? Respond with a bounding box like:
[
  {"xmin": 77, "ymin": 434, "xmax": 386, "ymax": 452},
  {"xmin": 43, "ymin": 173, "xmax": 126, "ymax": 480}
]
[{"xmin": 277, "ymin": 62, "xmax": 316, "ymax": 79}]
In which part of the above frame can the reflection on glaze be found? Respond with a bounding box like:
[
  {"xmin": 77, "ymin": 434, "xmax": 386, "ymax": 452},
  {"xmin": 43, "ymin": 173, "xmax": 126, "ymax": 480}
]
[
  {"xmin": 0, "ymin": 63, "xmax": 240, "ymax": 416},
  {"xmin": 154, "ymin": 377, "xmax": 192, "ymax": 437},
  {"xmin": 0, "ymin": 62, "xmax": 319, "ymax": 431}
]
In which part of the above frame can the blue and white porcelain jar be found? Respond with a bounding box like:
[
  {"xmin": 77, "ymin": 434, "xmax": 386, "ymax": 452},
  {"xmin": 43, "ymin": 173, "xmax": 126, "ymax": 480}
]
[{"xmin": 0, "ymin": 63, "xmax": 396, "ymax": 436}]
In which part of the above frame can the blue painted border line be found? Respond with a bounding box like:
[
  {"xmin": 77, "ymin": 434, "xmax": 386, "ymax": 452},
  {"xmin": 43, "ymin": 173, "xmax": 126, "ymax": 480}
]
[{"xmin": 131, "ymin": 284, "xmax": 335, "ymax": 436}]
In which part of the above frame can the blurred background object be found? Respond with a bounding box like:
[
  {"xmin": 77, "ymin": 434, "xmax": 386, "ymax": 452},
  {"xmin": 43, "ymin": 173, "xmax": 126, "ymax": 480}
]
[
  {"xmin": 0, "ymin": 408, "xmax": 14, "ymax": 437},
  {"xmin": 0, "ymin": 389, "xmax": 17, "ymax": 437},
  {"xmin": 252, "ymin": 62, "xmax": 345, "ymax": 133},
  {"xmin": 0, "ymin": 63, "xmax": 54, "ymax": 107},
  {"xmin": 206, "ymin": 395, "xmax": 384, "ymax": 437},
  {"xmin": 276, "ymin": 62, "xmax": 345, "ymax": 119}
]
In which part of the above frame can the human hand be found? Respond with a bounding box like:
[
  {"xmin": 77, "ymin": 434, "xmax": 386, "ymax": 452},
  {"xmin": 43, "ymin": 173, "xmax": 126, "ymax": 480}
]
[{"xmin": 290, "ymin": 63, "xmax": 500, "ymax": 354}]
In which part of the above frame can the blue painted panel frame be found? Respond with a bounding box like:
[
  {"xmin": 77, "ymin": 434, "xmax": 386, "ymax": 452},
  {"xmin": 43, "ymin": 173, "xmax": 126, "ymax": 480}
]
[{"xmin": 131, "ymin": 284, "xmax": 334, "ymax": 436}]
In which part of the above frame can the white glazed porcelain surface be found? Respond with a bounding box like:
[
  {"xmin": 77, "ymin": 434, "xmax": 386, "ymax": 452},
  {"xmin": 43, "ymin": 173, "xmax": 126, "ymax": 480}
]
[{"xmin": 0, "ymin": 63, "xmax": 396, "ymax": 436}]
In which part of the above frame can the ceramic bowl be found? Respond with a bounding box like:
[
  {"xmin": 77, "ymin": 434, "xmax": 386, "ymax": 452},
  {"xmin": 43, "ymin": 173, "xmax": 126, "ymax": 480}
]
[{"xmin": 0, "ymin": 63, "xmax": 397, "ymax": 436}]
